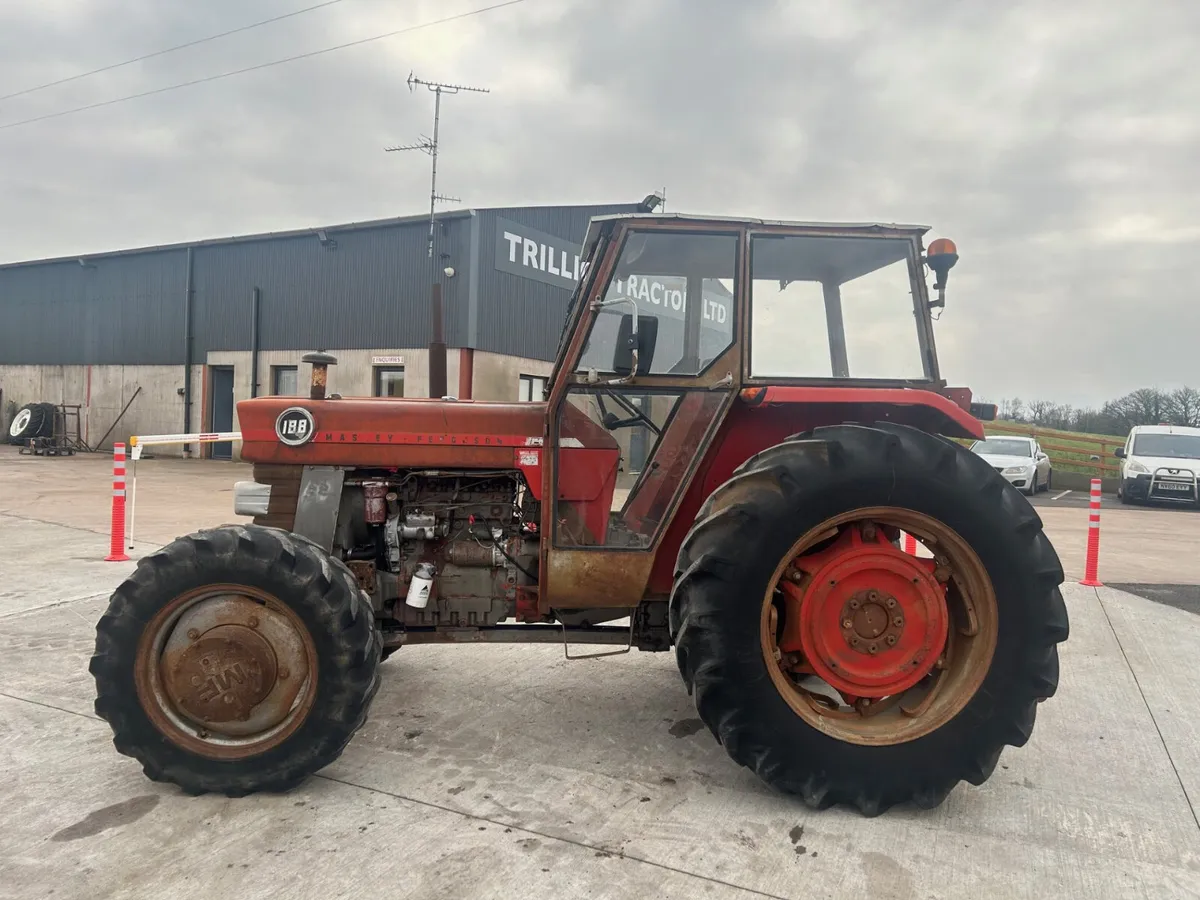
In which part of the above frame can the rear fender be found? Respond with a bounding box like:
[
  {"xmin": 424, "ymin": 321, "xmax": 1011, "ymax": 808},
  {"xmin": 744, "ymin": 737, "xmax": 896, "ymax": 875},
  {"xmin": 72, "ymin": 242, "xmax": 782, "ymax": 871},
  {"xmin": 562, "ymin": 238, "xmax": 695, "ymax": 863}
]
[{"xmin": 646, "ymin": 386, "xmax": 986, "ymax": 594}]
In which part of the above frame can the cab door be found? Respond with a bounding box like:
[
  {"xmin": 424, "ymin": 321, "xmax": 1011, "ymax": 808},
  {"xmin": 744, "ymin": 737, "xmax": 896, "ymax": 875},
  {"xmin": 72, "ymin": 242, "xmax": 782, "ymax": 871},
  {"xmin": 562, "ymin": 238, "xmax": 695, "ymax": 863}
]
[{"xmin": 540, "ymin": 224, "xmax": 744, "ymax": 609}]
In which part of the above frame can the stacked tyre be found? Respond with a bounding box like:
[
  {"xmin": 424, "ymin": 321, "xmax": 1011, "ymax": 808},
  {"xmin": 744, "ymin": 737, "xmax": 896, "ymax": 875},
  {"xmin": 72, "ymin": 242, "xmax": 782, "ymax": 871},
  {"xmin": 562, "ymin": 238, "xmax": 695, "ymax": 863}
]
[{"xmin": 5, "ymin": 402, "xmax": 56, "ymax": 444}]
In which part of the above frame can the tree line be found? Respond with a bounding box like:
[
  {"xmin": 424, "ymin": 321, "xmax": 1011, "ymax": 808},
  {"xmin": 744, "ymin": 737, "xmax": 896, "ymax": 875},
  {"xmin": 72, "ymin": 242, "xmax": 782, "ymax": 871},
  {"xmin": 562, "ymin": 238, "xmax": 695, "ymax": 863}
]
[{"xmin": 989, "ymin": 386, "xmax": 1200, "ymax": 436}]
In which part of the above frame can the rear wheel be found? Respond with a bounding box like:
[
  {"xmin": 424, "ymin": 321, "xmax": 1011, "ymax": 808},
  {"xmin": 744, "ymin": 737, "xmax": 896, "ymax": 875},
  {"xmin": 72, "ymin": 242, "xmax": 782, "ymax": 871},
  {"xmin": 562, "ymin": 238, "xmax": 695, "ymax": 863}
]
[
  {"xmin": 670, "ymin": 423, "xmax": 1067, "ymax": 815},
  {"xmin": 7, "ymin": 402, "xmax": 51, "ymax": 442},
  {"xmin": 91, "ymin": 524, "xmax": 382, "ymax": 796}
]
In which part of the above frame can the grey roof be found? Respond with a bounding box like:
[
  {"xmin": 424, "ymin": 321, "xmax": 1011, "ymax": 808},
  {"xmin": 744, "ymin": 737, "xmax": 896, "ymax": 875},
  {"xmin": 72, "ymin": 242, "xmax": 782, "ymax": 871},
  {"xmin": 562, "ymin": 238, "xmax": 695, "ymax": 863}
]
[{"xmin": 0, "ymin": 204, "xmax": 606, "ymax": 270}]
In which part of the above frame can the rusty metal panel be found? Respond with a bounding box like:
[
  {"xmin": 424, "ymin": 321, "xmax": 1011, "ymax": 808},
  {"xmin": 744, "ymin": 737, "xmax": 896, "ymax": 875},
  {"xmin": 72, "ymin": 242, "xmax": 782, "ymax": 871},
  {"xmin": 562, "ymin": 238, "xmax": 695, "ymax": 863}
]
[{"xmin": 543, "ymin": 549, "xmax": 657, "ymax": 608}]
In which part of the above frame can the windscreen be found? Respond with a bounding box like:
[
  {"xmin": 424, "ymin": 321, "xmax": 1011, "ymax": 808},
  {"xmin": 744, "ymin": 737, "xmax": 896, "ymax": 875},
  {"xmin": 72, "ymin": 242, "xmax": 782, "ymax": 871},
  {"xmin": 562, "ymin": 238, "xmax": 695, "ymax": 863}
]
[
  {"xmin": 972, "ymin": 439, "xmax": 1032, "ymax": 457},
  {"xmin": 1132, "ymin": 433, "xmax": 1200, "ymax": 459},
  {"xmin": 576, "ymin": 230, "xmax": 738, "ymax": 377}
]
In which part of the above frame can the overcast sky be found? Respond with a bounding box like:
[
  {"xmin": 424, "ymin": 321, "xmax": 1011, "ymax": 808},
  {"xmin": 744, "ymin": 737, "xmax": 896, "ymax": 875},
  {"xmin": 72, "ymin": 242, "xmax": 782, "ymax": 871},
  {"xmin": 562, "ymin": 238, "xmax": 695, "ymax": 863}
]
[{"xmin": 1, "ymin": 0, "xmax": 1196, "ymax": 407}]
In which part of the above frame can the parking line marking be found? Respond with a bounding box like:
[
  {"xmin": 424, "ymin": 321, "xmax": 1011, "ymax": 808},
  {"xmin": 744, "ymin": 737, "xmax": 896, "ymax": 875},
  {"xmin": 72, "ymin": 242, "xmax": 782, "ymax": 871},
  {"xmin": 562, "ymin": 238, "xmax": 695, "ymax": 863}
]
[{"xmin": 1052, "ymin": 490, "xmax": 1072, "ymax": 500}]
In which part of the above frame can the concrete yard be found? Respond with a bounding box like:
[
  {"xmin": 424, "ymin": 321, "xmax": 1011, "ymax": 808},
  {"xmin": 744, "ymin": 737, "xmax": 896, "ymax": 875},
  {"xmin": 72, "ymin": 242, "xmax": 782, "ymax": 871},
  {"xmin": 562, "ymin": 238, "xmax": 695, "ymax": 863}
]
[{"xmin": 1, "ymin": 447, "xmax": 1199, "ymax": 899}]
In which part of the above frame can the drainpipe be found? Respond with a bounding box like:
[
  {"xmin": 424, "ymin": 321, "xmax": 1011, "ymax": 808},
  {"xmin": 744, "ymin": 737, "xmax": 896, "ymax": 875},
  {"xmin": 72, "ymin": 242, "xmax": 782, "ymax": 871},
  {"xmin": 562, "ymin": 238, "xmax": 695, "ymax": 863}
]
[
  {"xmin": 458, "ymin": 348, "xmax": 474, "ymax": 400},
  {"xmin": 250, "ymin": 287, "xmax": 261, "ymax": 398},
  {"xmin": 182, "ymin": 247, "xmax": 195, "ymax": 456}
]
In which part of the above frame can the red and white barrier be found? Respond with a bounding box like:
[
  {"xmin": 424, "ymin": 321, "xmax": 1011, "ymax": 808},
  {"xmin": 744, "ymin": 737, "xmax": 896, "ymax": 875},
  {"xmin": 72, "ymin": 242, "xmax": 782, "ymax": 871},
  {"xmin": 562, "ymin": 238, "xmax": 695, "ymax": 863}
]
[
  {"xmin": 129, "ymin": 431, "xmax": 241, "ymax": 460},
  {"xmin": 123, "ymin": 431, "xmax": 242, "ymax": 551},
  {"xmin": 1079, "ymin": 478, "xmax": 1103, "ymax": 587},
  {"xmin": 902, "ymin": 531, "xmax": 918, "ymax": 555},
  {"xmin": 104, "ymin": 443, "xmax": 131, "ymax": 562}
]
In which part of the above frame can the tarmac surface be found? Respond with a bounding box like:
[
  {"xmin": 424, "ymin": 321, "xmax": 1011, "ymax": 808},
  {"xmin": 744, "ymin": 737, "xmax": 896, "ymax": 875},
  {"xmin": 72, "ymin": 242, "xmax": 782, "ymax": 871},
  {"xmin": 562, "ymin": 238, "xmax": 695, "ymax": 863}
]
[{"xmin": 1, "ymin": 447, "xmax": 1199, "ymax": 899}]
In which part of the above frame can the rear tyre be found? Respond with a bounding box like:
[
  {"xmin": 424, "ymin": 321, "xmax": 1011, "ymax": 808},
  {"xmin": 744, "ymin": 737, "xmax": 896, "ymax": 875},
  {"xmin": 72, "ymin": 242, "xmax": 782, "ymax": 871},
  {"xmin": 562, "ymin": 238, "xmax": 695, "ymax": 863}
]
[
  {"xmin": 91, "ymin": 524, "xmax": 382, "ymax": 796},
  {"xmin": 7, "ymin": 402, "xmax": 50, "ymax": 443},
  {"xmin": 670, "ymin": 423, "xmax": 1067, "ymax": 816}
]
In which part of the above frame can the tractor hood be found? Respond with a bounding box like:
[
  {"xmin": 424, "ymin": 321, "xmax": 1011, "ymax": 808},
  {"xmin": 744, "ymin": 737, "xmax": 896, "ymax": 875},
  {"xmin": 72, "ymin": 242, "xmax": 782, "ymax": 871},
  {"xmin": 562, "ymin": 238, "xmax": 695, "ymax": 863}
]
[
  {"xmin": 237, "ymin": 396, "xmax": 550, "ymax": 468},
  {"xmin": 235, "ymin": 396, "xmax": 618, "ymax": 481}
]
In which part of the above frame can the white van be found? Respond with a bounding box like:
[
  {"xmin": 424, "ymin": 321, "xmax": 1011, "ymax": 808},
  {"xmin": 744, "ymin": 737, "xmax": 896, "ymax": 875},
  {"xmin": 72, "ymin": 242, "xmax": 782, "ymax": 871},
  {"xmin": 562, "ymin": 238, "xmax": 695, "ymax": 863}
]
[{"xmin": 1115, "ymin": 424, "xmax": 1200, "ymax": 505}]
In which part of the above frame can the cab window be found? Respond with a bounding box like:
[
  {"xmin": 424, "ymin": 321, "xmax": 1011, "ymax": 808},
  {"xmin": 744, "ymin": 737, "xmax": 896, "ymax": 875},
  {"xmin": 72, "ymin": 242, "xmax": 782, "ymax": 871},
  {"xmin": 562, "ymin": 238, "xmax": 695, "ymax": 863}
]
[{"xmin": 575, "ymin": 231, "xmax": 738, "ymax": 377}]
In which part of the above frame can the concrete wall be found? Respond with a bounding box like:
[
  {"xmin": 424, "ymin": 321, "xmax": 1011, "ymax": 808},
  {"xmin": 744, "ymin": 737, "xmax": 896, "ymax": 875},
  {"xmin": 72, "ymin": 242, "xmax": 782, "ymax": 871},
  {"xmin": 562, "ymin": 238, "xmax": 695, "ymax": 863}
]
[
  {"xmin": 471, "ymin": 351, "xmax": 553, "ymax": 401},
  {"xmin": 2, "ymin": 349, "xmax": 554, "ymax": 458},
  {"xmin": 1, "ymin": 363, "xmax": 186, "ymax": 450}
]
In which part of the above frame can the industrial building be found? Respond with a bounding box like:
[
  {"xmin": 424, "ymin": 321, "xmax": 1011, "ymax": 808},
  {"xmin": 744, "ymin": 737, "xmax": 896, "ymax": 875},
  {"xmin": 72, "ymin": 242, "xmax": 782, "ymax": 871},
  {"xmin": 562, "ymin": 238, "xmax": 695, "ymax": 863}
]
[{"xmin": 0, "ymin": 201, "xmax": 640, "ymax": 457}]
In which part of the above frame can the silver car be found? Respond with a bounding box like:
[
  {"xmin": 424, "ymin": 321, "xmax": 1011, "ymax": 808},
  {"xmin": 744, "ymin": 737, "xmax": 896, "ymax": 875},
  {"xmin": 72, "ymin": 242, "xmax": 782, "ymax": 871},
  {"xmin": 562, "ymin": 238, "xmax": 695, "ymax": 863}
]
[{"xmin": 970, "ymin": 436, "xmax": 1052, "ymax": 495}]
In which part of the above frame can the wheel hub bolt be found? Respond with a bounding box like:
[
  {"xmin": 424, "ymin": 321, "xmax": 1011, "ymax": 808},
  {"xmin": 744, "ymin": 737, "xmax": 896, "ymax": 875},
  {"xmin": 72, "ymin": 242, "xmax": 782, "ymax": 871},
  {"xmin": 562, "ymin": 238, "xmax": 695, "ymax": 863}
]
[
  {"xmin": 279, "ymin": 666, "xmax": 290, "ymax": 680},
  {"xmin": 868, "ymin": 644, "xmax": 878, "ymax": 654},
  {"xmin": 893, "ymin": 616, "xmax": 904, "ymax": 627},
  {"xmin": 187, "ymin": 629, "xmax": 199, "ymax": 641},
  {"xmin": 851, "ymin": 637, "xmax": 860, "ymax": 647},
  {"xmin": 848, "ymin": 599, "xmax": 860, "ymax": 610},
  {"xmin": 886, "ymin": 635, "xmax": 897, "ymax": 646},
  {"xmin": 248, "ymin": 616, "xmax": 259, "ymax": 629},
  {"xmin": 843, "ymin": 618, "xmax": 853, "ymax": 629},
  {"xmin": 867, "ymin": 590, "xmax": 879, "ymax": 603},
  {"xmin": 885, "ymin": 597, "xmax": 897, "ymax": 609}
]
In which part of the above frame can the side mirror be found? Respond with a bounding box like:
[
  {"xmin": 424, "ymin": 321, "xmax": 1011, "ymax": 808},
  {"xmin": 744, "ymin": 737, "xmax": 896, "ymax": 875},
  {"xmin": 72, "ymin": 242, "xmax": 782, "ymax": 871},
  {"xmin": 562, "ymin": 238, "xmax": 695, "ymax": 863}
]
[
  {"xmin": 613, "ymin": 314, "xmax": 659, "ymax": 376},
  {"xmin": 969, "ymin": 401, "xmax": 997, "ymax": 421},
  {"xmin": 1114, "ymin": 447, "xmax": 1126, "ymax": 459}
]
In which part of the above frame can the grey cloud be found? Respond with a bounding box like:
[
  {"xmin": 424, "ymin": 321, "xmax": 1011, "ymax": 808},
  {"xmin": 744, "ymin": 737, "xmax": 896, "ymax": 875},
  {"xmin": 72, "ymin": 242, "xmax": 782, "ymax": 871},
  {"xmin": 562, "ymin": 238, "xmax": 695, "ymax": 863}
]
[{"xmin": 1, "ymin": 0, "xmax": 1197, "ymax": 406}]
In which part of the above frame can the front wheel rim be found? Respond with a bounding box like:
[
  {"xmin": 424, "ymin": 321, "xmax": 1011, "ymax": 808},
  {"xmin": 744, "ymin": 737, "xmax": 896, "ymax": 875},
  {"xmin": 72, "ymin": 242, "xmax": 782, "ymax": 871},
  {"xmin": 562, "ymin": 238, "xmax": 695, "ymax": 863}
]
[
  {"xmin": 134, "ymin": 585, "xmax": 319, "ymax": 759},
  {"xmin": 760, "ymin": 507, "xmax": 998, "ymax": 746}
]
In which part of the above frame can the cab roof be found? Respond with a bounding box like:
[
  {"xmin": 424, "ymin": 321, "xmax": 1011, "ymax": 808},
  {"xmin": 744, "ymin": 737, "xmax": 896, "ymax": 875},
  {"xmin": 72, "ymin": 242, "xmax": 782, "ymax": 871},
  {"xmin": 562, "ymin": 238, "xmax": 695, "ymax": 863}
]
[{"xmin": 581, "ymin": 214, "xmax": 931, "ymax": 285}]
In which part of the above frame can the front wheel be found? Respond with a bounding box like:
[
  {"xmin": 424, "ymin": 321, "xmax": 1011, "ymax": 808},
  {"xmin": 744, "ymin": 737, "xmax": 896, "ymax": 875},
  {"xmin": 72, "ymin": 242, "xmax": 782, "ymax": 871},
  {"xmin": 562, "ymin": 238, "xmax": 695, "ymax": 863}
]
[
  {"xmin": 670, "ymin": 423, "xmax": 1068, "ymax": 815},
  {"xmin": 91, "ymin": 524, "xmax": 382, "ymax": 796}
]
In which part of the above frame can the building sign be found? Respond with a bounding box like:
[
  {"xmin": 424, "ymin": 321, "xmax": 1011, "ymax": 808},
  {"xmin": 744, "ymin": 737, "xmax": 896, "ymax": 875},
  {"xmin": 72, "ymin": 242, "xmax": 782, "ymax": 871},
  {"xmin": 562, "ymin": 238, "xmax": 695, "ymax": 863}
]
[
  {"xmin": 371, "ymin": 355, "xmax": 405, "ymax": 365},
  {"xmin": 493, "ymin": 215, "xmax": 733, "ymax": 339},
  {"xmin": 604, "ymin": 274, "xmax": 732, "ymax": 328},
  {"xmin": 494, "ymin": 216, "xmax": 585, "ymax": 290}
]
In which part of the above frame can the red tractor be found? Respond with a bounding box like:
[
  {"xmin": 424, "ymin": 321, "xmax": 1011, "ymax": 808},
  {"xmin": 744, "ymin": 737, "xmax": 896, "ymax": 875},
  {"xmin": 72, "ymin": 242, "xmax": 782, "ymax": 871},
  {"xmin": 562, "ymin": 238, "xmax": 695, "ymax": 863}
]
[{"xmin": 92, "ymin": 213, "xmax": 1067, "ymax": 815}]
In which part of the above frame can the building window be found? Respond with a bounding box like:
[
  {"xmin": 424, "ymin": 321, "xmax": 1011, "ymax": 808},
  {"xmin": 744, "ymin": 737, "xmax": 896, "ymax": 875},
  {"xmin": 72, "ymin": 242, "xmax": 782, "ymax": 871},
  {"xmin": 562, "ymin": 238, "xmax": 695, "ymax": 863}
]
[
  {"xmin": 374, "ymin": 366, "xmax": 405, "ymax": 397},
  {"xmin": 271, "ymin": 365, "xmax": 299, "ymax": 396},
  {"xmin": 519, "ymin": 374, "xmax": 547, "ymax": 402}
]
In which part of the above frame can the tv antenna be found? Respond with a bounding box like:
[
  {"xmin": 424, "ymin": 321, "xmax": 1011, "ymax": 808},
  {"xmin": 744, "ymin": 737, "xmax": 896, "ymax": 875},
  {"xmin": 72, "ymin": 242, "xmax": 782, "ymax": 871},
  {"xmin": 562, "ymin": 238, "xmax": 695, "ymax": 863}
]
[
  {"xmin": 385, "ymin": 72, "xmax": 489, "ymax": 399},
  {"xmin": 386, "ymin": 72, "xmax": 489, "ymax": 259}
]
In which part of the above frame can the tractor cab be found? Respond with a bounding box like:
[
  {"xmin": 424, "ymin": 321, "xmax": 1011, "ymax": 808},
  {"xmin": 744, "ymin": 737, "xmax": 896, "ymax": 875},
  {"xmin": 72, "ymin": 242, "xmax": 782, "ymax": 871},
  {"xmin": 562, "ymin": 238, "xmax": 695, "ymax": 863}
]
[{"xmin": 543, "ymin": 215, "xmax": 962, "ymax": 598}]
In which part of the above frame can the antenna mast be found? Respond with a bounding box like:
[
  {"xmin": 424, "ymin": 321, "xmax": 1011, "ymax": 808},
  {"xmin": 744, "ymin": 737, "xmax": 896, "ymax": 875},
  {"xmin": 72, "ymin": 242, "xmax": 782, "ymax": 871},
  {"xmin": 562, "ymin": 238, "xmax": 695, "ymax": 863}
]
[
  {"xmin": 386, "ymin": 72, "xmax": 489, "ymax": 397},
  {"xmin": 387, "ymin": 72, "xmax": 489, "ymax": 258}
]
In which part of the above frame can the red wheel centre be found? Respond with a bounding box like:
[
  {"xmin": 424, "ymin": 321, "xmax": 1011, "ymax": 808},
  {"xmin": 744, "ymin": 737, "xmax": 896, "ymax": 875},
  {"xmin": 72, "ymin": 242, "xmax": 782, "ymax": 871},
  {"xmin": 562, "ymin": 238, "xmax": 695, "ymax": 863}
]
[{"xmin": 779, "ymin": 528, "xmax": 949, "ymax": 698}]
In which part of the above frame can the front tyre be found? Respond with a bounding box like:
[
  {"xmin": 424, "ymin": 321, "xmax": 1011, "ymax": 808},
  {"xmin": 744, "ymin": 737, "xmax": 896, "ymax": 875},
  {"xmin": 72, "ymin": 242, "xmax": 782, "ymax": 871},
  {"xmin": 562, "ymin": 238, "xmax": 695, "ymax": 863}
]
[
  {"xmin": 91, "ymin": 524, "xmax": 382, "ymax": 796},
  {"xmin": 670, "ymin": 423, "xmax": 1067, "ymax": 816}
]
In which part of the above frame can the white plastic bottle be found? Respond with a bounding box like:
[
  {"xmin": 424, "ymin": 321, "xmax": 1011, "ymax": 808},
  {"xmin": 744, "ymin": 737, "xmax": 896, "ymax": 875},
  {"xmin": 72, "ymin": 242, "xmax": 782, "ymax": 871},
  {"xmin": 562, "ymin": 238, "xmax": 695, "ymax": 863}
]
[{"xmin": 405, "ymin": 562, "xmax": 436, "ymax": 609}]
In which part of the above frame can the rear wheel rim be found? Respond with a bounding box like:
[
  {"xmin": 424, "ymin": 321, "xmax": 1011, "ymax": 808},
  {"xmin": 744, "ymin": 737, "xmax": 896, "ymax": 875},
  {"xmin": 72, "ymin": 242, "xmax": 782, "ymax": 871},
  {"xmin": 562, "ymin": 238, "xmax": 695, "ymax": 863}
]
[
  {"xmin": 134, "ymin": 585, "xmax": 318, "ymax": 759},
  {"xmin": 9, "ymin": 408, "xmax": 31, "ymax": 437},
  {"xmin": 760, "ymin": 507, "xmax": 998, "ymax": 746}
]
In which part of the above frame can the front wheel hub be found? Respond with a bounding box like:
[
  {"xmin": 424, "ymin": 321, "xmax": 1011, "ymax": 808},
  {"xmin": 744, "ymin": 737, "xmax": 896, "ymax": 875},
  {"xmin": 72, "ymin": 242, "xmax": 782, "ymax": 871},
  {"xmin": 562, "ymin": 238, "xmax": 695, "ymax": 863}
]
[
  {"xmin": 148, "ymin": 591, "xmax": 313, "ymax": 744},
  {"xmin": 780, "ymin": 527, "xmax": 948, "ymax": 698}
]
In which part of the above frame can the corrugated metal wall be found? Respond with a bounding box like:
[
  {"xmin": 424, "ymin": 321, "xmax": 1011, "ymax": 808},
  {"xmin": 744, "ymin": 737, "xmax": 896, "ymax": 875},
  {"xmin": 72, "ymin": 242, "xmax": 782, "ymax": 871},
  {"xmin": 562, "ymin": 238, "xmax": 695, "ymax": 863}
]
[
  {"xmin": 191, "ymin": 215, "xmax": 470, "ymax": 353},
  {"xmin": 473, "ymin": 204, "xmax": 638, "ymax": 360},
  {"xmin": 0, "ymin": 249, "xmax": 188, "ymax": 364},
  {"xmin": 0, "ymin": 204, "xmax": 633, "ymax": 366}
]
